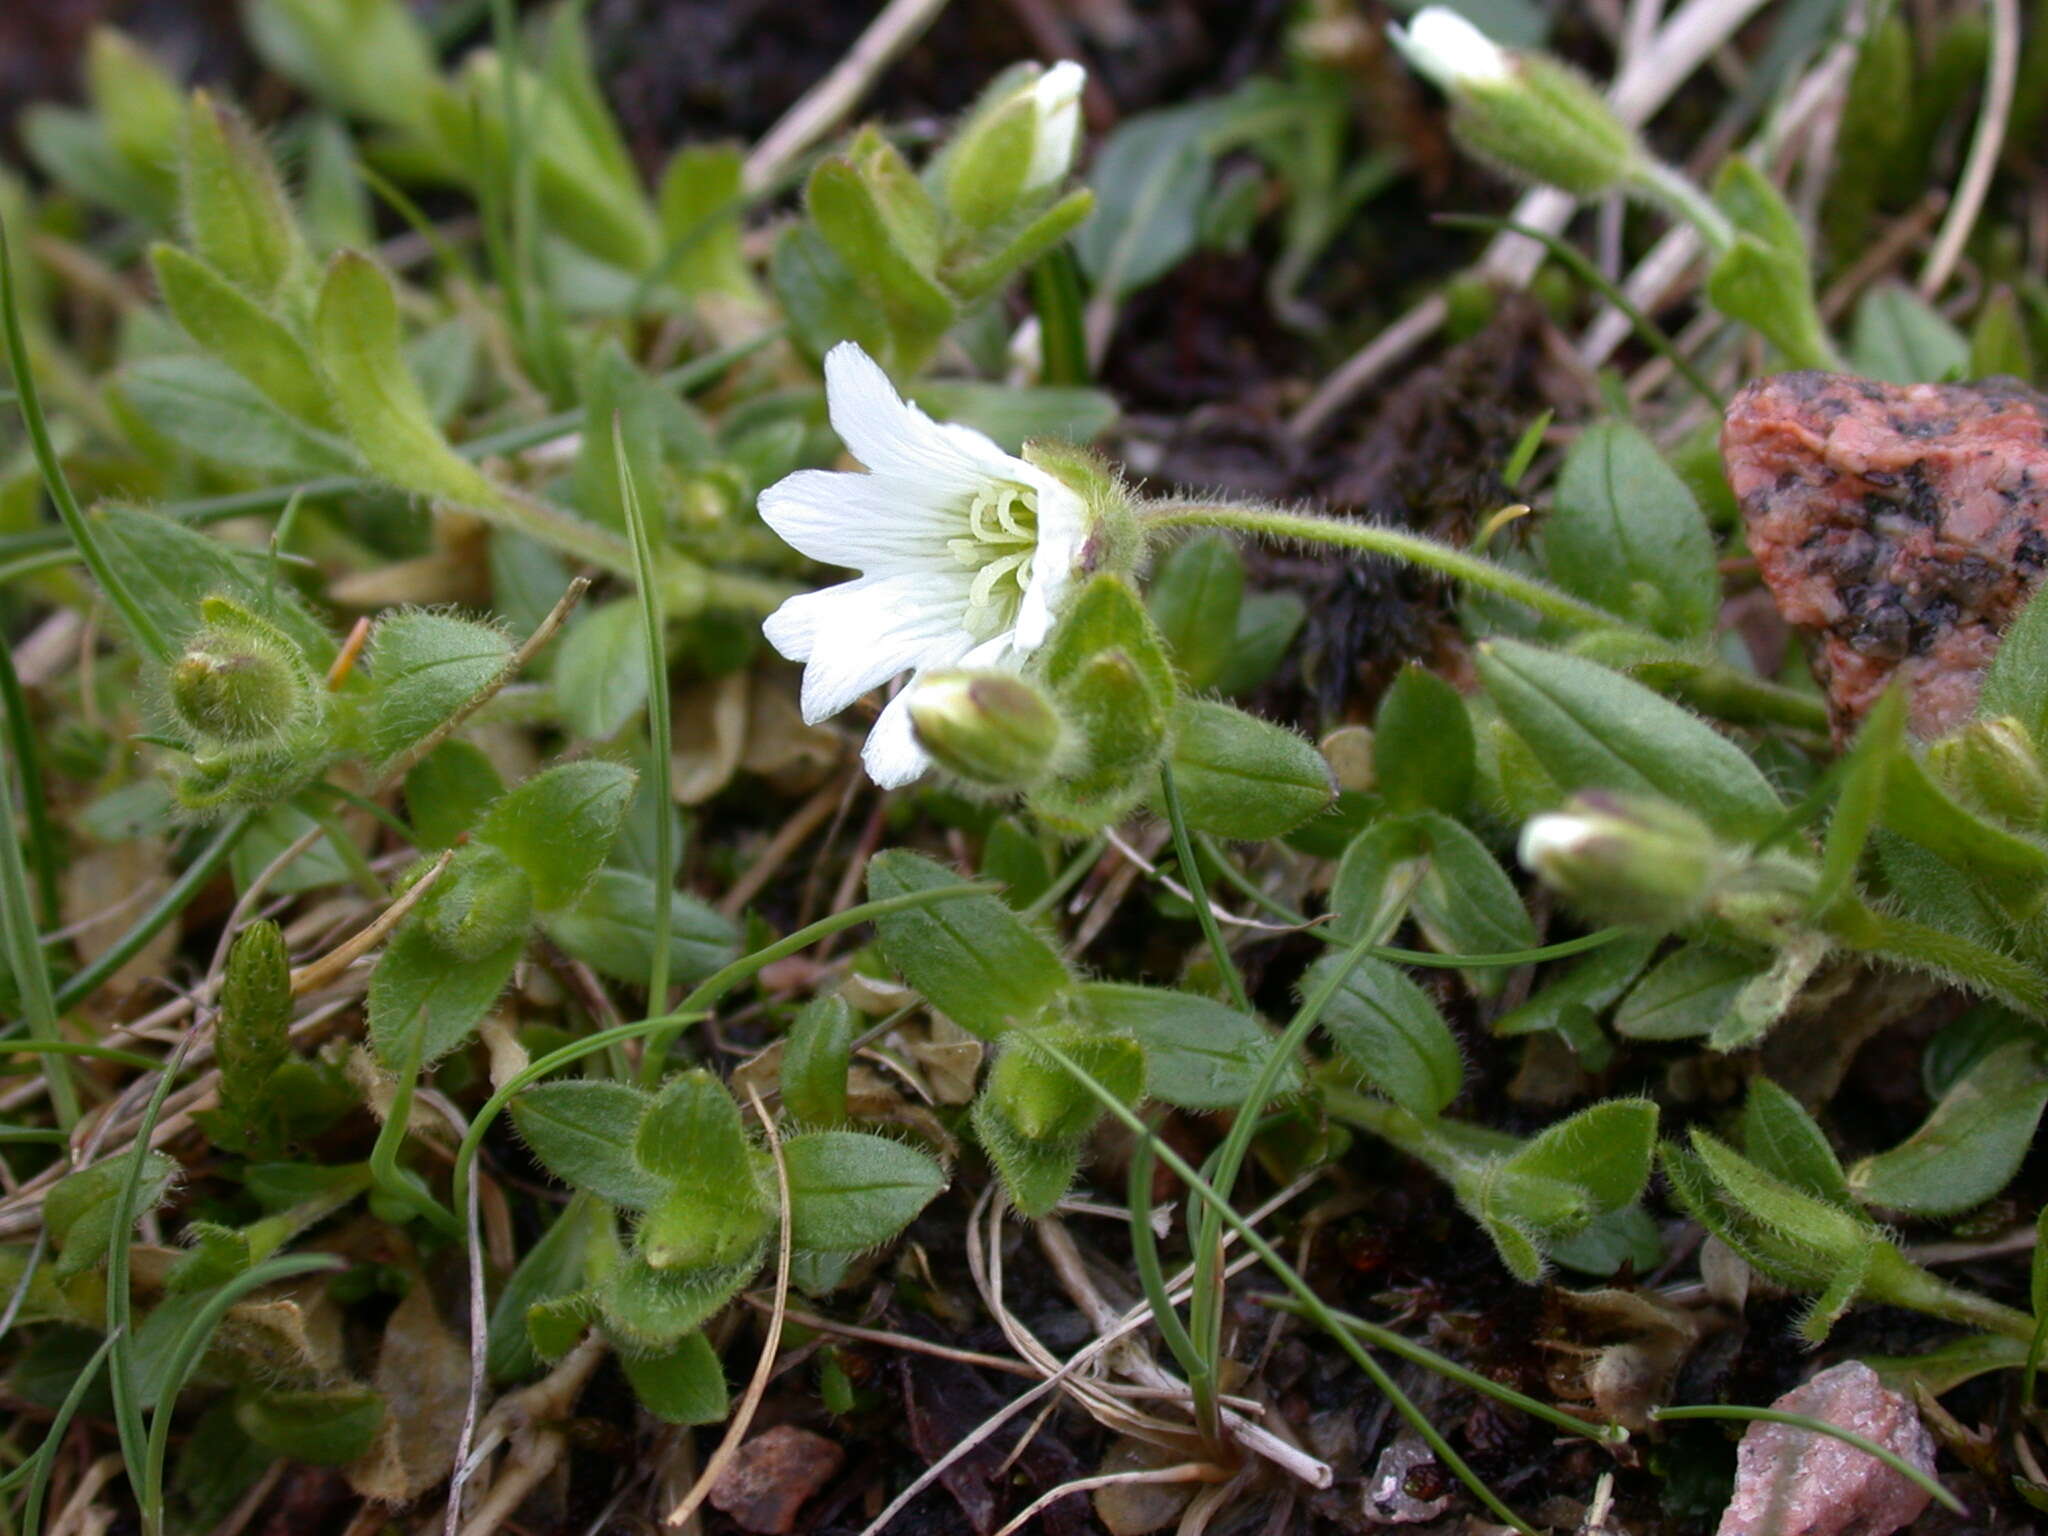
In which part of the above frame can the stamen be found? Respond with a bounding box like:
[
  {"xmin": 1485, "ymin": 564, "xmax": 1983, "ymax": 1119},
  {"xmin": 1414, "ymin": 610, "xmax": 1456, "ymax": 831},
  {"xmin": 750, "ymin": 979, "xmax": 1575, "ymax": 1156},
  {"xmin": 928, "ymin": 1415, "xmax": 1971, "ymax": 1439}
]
[
  {"xmin": 969, "ymin": 551, "xmax": 1030, "ymax": 610},
  {"xmin": 954, "ymin": 481, "xmax": 1043, "ymax": 638}
]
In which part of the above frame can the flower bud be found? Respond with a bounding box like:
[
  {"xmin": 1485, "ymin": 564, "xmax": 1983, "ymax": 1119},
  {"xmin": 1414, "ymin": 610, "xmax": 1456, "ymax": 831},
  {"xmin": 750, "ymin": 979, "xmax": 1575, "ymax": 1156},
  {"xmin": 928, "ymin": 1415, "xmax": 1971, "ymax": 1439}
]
[
  {"xmin": 1390, "ymin": 7, "xmax": 1641, "ymax": 198},
  {"xmin": 910, "ymin": 670, "xmax": 1064, "ymax": 788},
  {"xmin": 1928, "ymin": 715, "xmax": 2048, "ymax": 826},
  {"xmin": 943, "ymin": 61, "xmax": 1087, "ymax": 229},
  {"xmin": 169, "ymin": 597, "xmax": 317, "ymax": 746},
  {"xmin": 1518, "ymin": 792, "xmax": 1722, "ymax": 927},
  {"xmin": 218, "ymin": 919, "xmax": 292, "ymax": 1102}
]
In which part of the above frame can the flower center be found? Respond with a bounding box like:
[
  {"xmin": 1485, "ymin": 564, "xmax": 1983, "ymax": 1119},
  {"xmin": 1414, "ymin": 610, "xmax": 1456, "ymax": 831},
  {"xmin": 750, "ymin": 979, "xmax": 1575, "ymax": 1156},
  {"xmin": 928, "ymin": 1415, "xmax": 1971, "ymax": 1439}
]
[{"xmin": 949, "ymin": 482, "xmax": 1040, "ymax": 640}]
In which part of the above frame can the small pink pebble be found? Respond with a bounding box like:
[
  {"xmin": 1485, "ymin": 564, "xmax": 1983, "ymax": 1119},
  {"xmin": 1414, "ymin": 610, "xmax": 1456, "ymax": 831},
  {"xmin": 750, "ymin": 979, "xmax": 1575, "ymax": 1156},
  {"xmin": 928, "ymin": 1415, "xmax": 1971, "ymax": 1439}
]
[{"xmin": 1715, "ymin": 1361, "xmax": 1942, "ymax": 1536}]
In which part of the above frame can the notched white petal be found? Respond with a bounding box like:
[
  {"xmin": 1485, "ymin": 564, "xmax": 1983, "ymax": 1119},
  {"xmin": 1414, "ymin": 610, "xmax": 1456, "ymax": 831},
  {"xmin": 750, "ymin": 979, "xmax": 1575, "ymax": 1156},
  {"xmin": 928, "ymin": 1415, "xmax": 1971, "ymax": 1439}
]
[{"xmin": 822, "ymin": 342, "xmax": 1021, "ymax": 496}]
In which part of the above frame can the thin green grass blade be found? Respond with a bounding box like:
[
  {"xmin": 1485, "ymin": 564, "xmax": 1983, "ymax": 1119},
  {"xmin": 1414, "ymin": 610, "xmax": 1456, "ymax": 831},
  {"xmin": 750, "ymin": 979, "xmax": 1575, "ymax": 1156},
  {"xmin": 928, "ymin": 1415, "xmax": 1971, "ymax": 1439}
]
[
  {"xmin": 0, "ymin": 218, "xmax": 172, "ymax": 662},
  {"xmin": 0, "ymin": 730, "xmax": 77, "ymax": 1127},
  {"xmin": 615, "ymin": 416, "xmax": 673, "ymax": 1016}
]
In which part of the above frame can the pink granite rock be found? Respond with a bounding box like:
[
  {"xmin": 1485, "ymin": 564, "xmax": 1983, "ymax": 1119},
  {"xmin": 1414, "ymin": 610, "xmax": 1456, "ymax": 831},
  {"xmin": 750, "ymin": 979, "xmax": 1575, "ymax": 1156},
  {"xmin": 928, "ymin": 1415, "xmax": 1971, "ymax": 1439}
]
[
  {"xmin": 1714, "ymin": 1360, "xmax": 1941, "ymax": 1536},
  {"xmin": 1721, "ymin": 372, "xmax": 2048, "ymax": 739},
  {"xmin": 709, "ymin": 1424, "xmax": 846, "ymax": 1534}
]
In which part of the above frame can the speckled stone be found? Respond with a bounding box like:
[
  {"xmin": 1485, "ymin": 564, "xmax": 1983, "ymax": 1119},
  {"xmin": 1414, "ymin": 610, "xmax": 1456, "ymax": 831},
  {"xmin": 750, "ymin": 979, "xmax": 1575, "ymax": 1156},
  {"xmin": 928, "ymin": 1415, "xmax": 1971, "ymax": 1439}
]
[
  {"xmin": 1714, "ymin": 1361, "xmax": 1941, "ymax": 1536},
  {"xmin": 1721, "ymin": 371, "xmax": 2048, "ymax": 739}
]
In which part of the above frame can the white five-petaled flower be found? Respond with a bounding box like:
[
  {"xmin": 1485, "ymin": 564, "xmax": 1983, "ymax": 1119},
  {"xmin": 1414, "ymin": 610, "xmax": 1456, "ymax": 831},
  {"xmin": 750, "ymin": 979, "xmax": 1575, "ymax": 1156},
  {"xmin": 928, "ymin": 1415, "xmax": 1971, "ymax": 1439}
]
[
  {"xmin": 1022, "ymin": 61, "xmax": 1087, "ymax": 195},
  {"xmin": 1388, "ymin": 7, "xmax": 1511, "ymax": 91},
  {"xmin": 759, "ymin": 342, "xmax": 1087, "ymax": 788}
]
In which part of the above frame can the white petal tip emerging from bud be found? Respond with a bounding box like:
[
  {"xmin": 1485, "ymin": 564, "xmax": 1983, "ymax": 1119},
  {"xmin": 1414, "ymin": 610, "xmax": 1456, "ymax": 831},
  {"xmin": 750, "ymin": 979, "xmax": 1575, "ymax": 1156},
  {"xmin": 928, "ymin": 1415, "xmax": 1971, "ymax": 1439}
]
[
  {"xmin": 1024, "ymin": 60, "xmax": 1087, "ymax": 194},
  {"xmin": 1518, "ymin": 812, "xmax": 1590, "ymax": 875},
  {"xmin": 1389, "ymin": 7, "xmax": 1512, "ymax": 90}
]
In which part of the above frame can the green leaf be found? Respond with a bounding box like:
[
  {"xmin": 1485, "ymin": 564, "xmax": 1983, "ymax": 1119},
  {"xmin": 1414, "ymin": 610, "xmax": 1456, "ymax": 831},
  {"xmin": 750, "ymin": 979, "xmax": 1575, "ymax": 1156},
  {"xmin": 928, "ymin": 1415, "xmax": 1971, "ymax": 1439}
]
[
  {"xmin": 970, "ymin": 1092, "xmax": 1084, "ymax": 1218},
  {"xmin": 149, "ymin": 244, "xmax": 339, "ymax": 430},
  {"xmin": 781, "ymin": 995, "xmax": 854, "ymax": 1127},
  {"xmin": 1880, "ymin": 746, "xmax": 2048, "ymax": 915},
  {"xmin": 1504, "ymin": 1098, "xmax": 1658, "ymax": 1220},
  {"xmin": 783, "ymin": 1131, "xmax": 945, "ymax": 1253},
  {"xmin": 86, "ymin": 29, "xmax": 183, "ymax": 206},
  {"xmin": 1850, "ymin": 282, "xmax": 1970, "ymax": 383},
  {"xmin": 1547, "ymin": 1204, "xmax": 1663, "ymax": 1278},
  {"xmin": 634, "ymin": 1071, "xmax": 761, "ymax": 1195},
  {"xmin": 1374, "ymin": 665, "xmax": 1476, "ymax": 815},
  {"xmin": 806, "ymin": 158, "xmax": 954, "ymax": 344},
  {"xmin": 179, "ymin": 94, "xmax": 306, "ymax": 302},
  {"xmin": 1677, "ymin": 1130, "xmax": 1877, "ymax": 1290},
  {"xmin": 366, "ymin": 610, "xmax": 511, "ymax": 765},
  {"xmin": 1310, "ymin": 956, "xmax": 1463, "ymax": 1118},
  {"xmin": 1814, "ymin": 691, "xmax": 1901, "ymax": 915},
  {"xmin": 1474, "ymin": 638, "xmax": 1785, "ymax": 841},
  {"xmin": 655, "ymin": 143, "xmax": 753, "ymax": 299},
  {"xmin": 1613, "ymin": 943, "xmax": 1761, "ymax": 1040},
  {"xmin": 620, "ymin": 1330, "xmax": 728, "ymax": 1424},
  {"xmin": 1147, "ymin": 537, "xmax": 1244, "ymax": 692},
  {"xmin": 486, "ymin": 1194, "xmax": 602, "ymax": 1381},
  {"xmin": 478, "ymin": 760, "xmax": 636, "ymax": 910},
  {"xmin": 571, "ymin": 344, "xmax": 676, "ymax": 533},
  {"xmin": 1416, "ymin": 809, "xmax": 1538, "ymax": 951},
  {"xmin": 117, "ymin": 355, "xmax": 355, "ymax": 478},
  {"xmin": 1078, "ymin": 982, "xmax": 1291, "ymax": 1111},
  {"xmin": 302, "ymin": 116, "xmax": 371, "ymax": 254},
  {"xmin": 1978, "ymin": 585, "xmax": 2048, "ymax": 742},
  {"xmin": 866, "ymin": 850, "xmax": 1071, "ymax": 1038},
  {"xmin": 234, "ymin": 1387, "xmax": 383, "ymax": 1464},
  {"xmin": 245, "ymin": 0, "xmax": 441, "ymax": 131},
  {"xmin": 1492, "ymin": 931, "xmax": 1657, "ymax": 1042},
  {"xmin": 539, "ymin": 869, "xmax": 738, "ymax": 989},
  {"xmin": 367, "ymin": 923, "xmax": 522, "ymax": 1066},
  {"xmin": 1546, "ymin": 421, "xmax": 1717, "ymax": 640},
  {"xmin": 985, "ymin": 1032, "xmax": 1142, "ymax": 1147},
  {"xmin": 1074, "ymin": 104, "xmax": 1220, "ymax": 300},
  {"xmin": 1713, "ymin": 154, "xmax": 1805, "ymax": 260},
  {"xmin": 420, "ymin": 844, "xmax": 534, "ymax": 961},
  {"xmin": 771, "ymin": 224, "xmax": 896, "ymax": 369},
  {"xmin": 553, "ymin": 601, "xmax": 649, "ymax": 741},
  {"xmin": 1738, "ymin": 1078, "xmax": 1853, "ymax": 1208},
  {"xmin": 46, "ymin": 1152, "xmax": 178, "ymax": 1276},
  {"xmin": 1163, "ymin": 699, "xmax": 1334, "ymax": 840},
  {"xmin": 1969, "ymin": 287, "xmax": 2034, "ymax": 378},
  {"xmin": 90, "ymin": 505, "xmax": 333, "ymax": 667},
  {"xmin": 403, "ymin": 739, "xmax": 505, "ymax": 852},
  {"xmin": 1213, "ymin": 590, "xmax": 1306, "ymax": 696},
  {"xmin": 598, "ymin": 1253, "xmax": 759, "ymax": 1353},
  {"xmin": 1705, "ymin": 234, "xmax": 1836, "ymax": 371},
  {"xmin": 1848, "ymin": 1039, "xmax": 2048, "ymax": 1214},
  {"xmin": 510, "ymin": 1082, "xmax": 665, "ymax": 1210},
  {"xmin": 312, "ymin": 251, "xmax": 499, "ymax": 503}
]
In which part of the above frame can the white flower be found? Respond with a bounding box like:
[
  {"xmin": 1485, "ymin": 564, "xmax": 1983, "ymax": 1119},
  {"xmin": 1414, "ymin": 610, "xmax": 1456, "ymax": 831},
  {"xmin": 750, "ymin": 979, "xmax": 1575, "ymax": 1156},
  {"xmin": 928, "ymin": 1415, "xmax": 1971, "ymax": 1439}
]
[
  {"xmin": 1389, "ymin": 7, "xmax": 1511, "ymax": 91},
  {"xmin": 759, "ymin": 342, "xmax": 1087, "ymax": 788},
  {"xmin": 1023, "ymin": 61, "xmax": 1087, "ymax": 195}
]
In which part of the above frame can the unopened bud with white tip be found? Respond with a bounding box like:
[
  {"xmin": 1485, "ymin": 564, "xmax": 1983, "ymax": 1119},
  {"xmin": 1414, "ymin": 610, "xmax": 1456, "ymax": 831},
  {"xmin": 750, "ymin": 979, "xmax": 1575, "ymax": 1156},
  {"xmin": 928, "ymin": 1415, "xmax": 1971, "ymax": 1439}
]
[
  {"xmin": 1519, "ymin": 792, "xmax": 1722, "ymax": 928},
  {"xmin": 944, "ymin": 60, "xmax": 1088, "ymax": 229},
  {"xmin": 1388, "ymin": 7, "xmax": 1510, "ymax": 90},
  {"xmin": 1389, "ymin": 6, "xmax": 1642, "ymax": 199}
]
